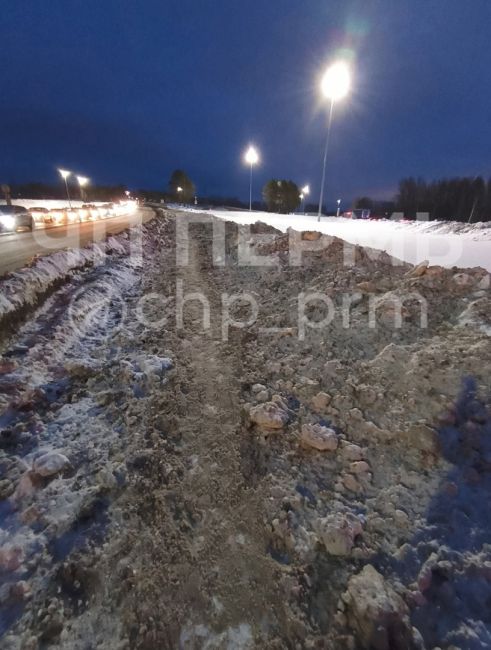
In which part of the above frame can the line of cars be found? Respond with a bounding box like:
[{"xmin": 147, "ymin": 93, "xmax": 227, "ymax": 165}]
[{"xmin": 0, "ymin": 201, "xmax": 136, "ymax": 234}]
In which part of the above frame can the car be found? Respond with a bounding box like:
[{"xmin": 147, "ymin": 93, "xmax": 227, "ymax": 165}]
[
  {"xmin": 30, "ymin": 206, "xmax": 55, "ymax": 226},
  {"xmin": 0, "ymin": 205, "xmax": 34, "ymax": 232},
  {"xmin": 49, "ymin": 209, "xmax": 68, "ymax": 225},
  {"xmin": 343, "ymin": 209, "xmax": 371, "ymax": 219}
]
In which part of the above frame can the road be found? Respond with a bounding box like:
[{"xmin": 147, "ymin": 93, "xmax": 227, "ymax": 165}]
[{"xmin": 0, "ymin": 207, "xmax": 154, "ymax": 276}]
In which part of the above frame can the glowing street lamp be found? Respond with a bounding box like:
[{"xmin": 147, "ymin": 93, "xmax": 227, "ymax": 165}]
[
  {"xmin": 317, "ymin": 61, "xmax": 351, "ymax": 221},
  {"xmin": 58, "ymin": 168, "xmax": 72, "ymax": 209},
  {"xmin": 300, "ymin": 184, "xmax": 310, "ymax": 213},
  {"xmin": 336, "ymin": 198, "xmax": 342, "ymax": 217},
  {"xmin": 76, "ymin": 175, "xmax": 89, "ymax": 202},
  {"xmin": 244, "ymin": 145, "xmax": 259, "ymax": 211},
  {"xmin": 302, "ymin": 184, "xmax": 310, "ymax": 213}
]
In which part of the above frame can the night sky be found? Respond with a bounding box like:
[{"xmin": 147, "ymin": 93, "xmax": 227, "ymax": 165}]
[{"xmin": 1, "ymin": 0, "xmax": 490, "ymax": 207}]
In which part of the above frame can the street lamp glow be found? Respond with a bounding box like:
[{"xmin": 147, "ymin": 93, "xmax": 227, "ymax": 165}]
[
  {"xmin": 177, "ymin": 186, "xmax": 183, "ymax": 192},
  {"xmin": 302, "ymin": 184, "xmax": 310, "ymax": 195},
  {"xmin": 244, "ymin": 145, "xmax": 259, "ymax": 166},
  {"xmin": 244, "ymin": 145, "xmax": 260, "ymax": 211},
  {"xmin": 58, "ymin": 168, "xmax": 72, "ymax": 209},
  {"xmin": 317, "ymin": 61, "xmax": 352, "ymax": 221},
  {"xmin": 320, "ymin": 61, "xmax": 351, "ymax": 101},
  {"xmin": 76, "ymin": 176, "xmax": 89, "ymax": 187}
]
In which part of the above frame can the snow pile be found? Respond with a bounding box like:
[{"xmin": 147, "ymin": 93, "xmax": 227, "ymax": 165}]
[
  {"xmin": 188, "ymin": 209, "xmax": 491, "ymax": 272},
  {"xmin": 0, "ymin": 230, "xmax": 137, "ymax": 330},
  {"xmin": 393, "ymin": 218, "xmax": 491, "ymax": 239}
]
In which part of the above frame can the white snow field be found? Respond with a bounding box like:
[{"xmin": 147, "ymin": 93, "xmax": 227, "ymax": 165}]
[{"xmin": 195, "ymin": 210, "xmax": 491, "ymax": 272}]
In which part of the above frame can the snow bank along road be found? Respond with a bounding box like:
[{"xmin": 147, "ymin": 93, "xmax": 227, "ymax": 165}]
[
  {"xmin": 0, "ymin": 207, "xmax": 154, "ymax": 277},
  {"xmin": 195, "ymin": 209, "xmax": 491, "ymax": 272},
  {"xmin": 0, "ymin": 209, "xmax": 490, "ymax": 649}
]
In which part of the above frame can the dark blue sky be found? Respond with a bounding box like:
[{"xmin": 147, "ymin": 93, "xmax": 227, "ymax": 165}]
[{"xmin": 1, "ymin": 0, "xmax": 490, "ymax": 206}]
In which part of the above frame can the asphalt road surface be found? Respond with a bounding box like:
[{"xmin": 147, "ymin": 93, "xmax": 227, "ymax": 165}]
[{"xmin": 0, "ymin": 207, "xmax": 155, "ymax": 277}]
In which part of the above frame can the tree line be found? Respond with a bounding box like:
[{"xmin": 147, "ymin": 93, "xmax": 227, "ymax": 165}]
[{"xmin": 356, "ymin": 176, "xmax": 491, "ymax": 222}]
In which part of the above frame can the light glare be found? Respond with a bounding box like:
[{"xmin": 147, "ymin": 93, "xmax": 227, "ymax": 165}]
[
  {"xmin": 58, "ymin": 168, "xmax": 71, "ymax": 180},
  {"xmin": 76, "ymin": 175, "xmax": 89, "ymax": 186},
  {"xmin": 321, "ymin": 62, "xmax": 351, "ymax": 101},
  {"xmin": 245, "ymin": 145, "xmax": 259, "ymax": 166},
  {"xmin": 0, "ymin": 215, "xmax": 15, "ymax": 230}
]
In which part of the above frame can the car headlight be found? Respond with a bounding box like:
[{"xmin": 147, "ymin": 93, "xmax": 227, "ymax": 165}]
[{"xmin": 0, "ymin": 215, "xmax": 15, "ymax": 230}]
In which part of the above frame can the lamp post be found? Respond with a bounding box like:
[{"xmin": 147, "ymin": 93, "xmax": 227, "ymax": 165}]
[
  {"xmin": 301, "ymin": 184, "xmax": 310, "ymax": 213},
  {"xmin": 76, "ymin": 176, "xmax": 89, "ymax": 203},
  {"xmin": 244, "ymin": 145, "xmax": 259, "ymax": 211},
  {"xmin": 317, "ymin": 62, "xmax": 351, "ymax": 221},
  {"xmin": 58, "ymin": 168, "xmax": 72, "ymax": 209},
  {"xmin": 336, "ymin": 198, "xmax": 341, "ymax": 217},
  {"xmin": 177, "ymin": 186, "xmax": 183, "ymax": 204}
]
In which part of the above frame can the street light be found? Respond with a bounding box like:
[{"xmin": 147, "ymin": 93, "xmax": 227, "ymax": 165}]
[
  {"xmin": 317, "ymin": 61, "xmax": 351, "ymax": 221},
  {"xmin": 58, "ymin": 168, "xmax": 72, "ymax": 209},
  {"xmin": 244, "ymin": 145, "xmax": 259, "ymax": 211},
  {"xmin": 336, "ymin": 198, "xmax": 341, "ymax": 217},
  {"xmin": 76, "ymin": 176, "xmax": 89, "ymax": 203},
  {"xmin": 176, "ymin": 186, "xmax": 183, "ymax": 203},
  {"xmin": 301, "ymin": 184, "xmax": 310, "ymax": 214}
]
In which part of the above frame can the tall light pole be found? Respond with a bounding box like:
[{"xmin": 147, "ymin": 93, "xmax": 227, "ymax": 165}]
[
  {"xmin": 177, "ymin": 186, "xmax": 183, "ymax": 204},
  {"xmin": 336, "ymin": 198, "xmax": 341, "ymax": 217},
  {"xmin": 301, "ymin": 184, "xmax": 310, "ymax": 214},
  {"xmin": 76, "ymin": 175, "xmax": 89, "ymax": 203},
  {"xmin": 244, "ymin": 145, "xmax": 259, "ymax": 211},
  {"xmin": 58, "ymin": 168, "xmax": 72, "ymax": 209},
  {"xmin": 317, "ymin": 61, "xmax": 351, "ymax": 221}
]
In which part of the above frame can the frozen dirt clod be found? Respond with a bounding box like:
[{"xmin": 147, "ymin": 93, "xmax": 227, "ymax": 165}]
[
  {"xmin": 248, "ymin": 401, "xmax": 289, "ymax": 431},
  {"xmin": 299, "ymin": 423, "xmax": 339, "ymax": 451},
  {"xmin": 343, "ymin": 565, "xmax": 418, "ymax": 649},
  {"xmin": 310, "ymin": 391, "xmax": 332, "ymax": 411},
  {"xmin": 32, "ymin": 451, "xmax": 71, "ymax": 477},
  {"xmin": 317, "ymin": 512, "xmax": 363, "ymax": 556}
]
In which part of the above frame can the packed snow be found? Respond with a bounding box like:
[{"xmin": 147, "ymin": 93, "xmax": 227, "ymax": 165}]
[{"xmin": 0, "ymin": 231, "xmax": 136, "ymax": 328}]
